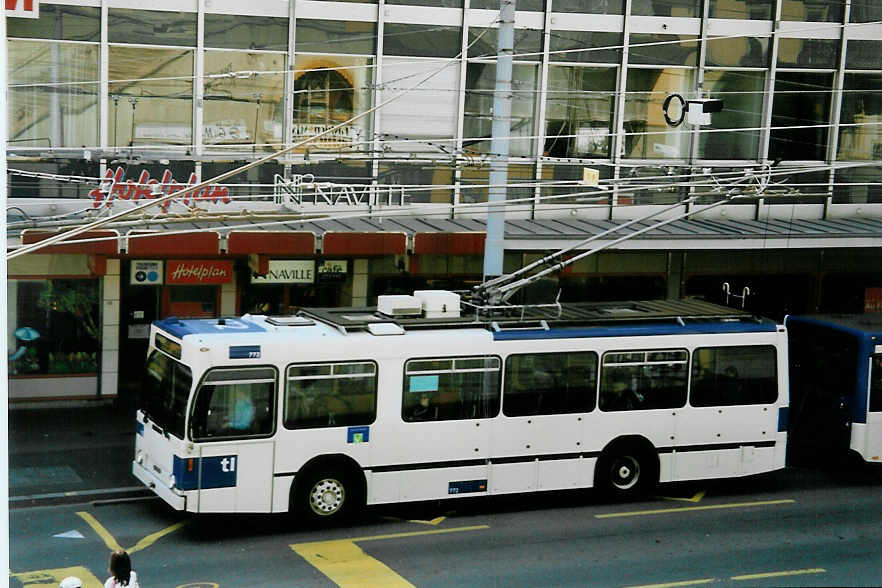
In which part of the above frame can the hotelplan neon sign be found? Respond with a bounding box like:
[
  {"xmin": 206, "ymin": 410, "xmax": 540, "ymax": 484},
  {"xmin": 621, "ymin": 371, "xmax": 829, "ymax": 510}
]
[{"xmin": 90, "ymin": 167, "xmax": 231, "ymax": 212}]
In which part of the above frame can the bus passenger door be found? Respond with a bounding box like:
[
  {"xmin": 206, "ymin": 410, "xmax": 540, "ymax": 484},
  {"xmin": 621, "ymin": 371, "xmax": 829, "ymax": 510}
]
[
  {"xmin": 859, "ymin": 354, "xmax": 882, "ymax": 463},
  {"xmin": 194, "ymin": 441, "xmax": 275, "ymax": 513}
]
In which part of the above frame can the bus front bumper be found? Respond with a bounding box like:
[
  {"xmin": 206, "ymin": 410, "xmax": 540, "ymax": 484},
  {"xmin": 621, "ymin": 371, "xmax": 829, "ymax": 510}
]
[{"xmin": 132, "ymin": 460, "xmax": 187, "ymax": 510}]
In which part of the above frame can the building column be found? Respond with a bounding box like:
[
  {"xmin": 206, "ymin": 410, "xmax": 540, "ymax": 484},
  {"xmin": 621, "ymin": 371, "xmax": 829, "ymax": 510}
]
[
  {"xmin": 352, "ymin": 259, "xmax": 370, "ymax": 306},
  {"xmin": 101, "ymin": 259, "xmax": 121, "ymax": 399},
  {"xmin": 221, "ymin": 274, "xmax": 237, "ymax": 316}
]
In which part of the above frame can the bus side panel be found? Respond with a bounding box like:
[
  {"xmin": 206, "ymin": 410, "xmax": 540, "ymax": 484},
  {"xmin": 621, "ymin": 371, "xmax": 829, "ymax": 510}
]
[{"xmin": 196, "ymin": 441, "xmax": 275, "ymax": 513}]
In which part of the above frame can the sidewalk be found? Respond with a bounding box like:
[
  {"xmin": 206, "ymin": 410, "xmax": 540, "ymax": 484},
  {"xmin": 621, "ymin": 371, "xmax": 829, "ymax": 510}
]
[{"xmin": 8, "ymin": 399, "xmax": 151, "ymax": 507}]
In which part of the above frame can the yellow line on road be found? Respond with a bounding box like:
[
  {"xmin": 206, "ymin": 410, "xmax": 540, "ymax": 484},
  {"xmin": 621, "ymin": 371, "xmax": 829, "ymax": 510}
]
[
  {"xmin": 291, "ymin": 524, "xmax": 489, "ymax": 587},
  {"xmin": 595, "ymin": 499, "xmax": 794, "ymax": 518},
  {"xmin": 731, "ymin": 567, "xmax": 826, "ymax": 581},
  {"xmin": 624, "ymin": 578, "xmax": 716, "ymax": 588},
  {"xmin": 76, "ymin": 511, "xmax": 123, "ymax": 552},
  {"xmin": 128, "ymin": 520, "xmax": 191, "ymax": 554}
]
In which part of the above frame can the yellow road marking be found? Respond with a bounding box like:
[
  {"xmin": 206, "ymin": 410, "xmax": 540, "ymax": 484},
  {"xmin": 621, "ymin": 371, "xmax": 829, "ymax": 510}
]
[
  {"xmin": 291, "ymin": 524, "xmax": 489, "ymax": 587},
  {"xmin": 76, "ymin": 511, "xmax": 190, "ymax": 554},
  {"xmin": 731, "ymin": 567, "xmax": 826, "ymax": 581},
  {"xmin": 128, "ymin": 520, "xmax": 190, "ymax": 554},
  {"xmin": 595, "ymin": 499, "xmax": 794, "ymax": 518},
  {"xmin": 661, "ymin": 490, "xmax": 706, "ymax": 503},
  {"xmin": 407, "ymin": 516, "xmax": 447, "ymax": 526},
  {"xmin": 624, "ymin": 578, "xmax": 716, "ymax": 588},
  {"xmin": 10, "ymin": 565, "xmax": 103, "ymax": 588},
  {"xmin": 76, "ymin": 511, "xmax": 123, "ymax": 552}
]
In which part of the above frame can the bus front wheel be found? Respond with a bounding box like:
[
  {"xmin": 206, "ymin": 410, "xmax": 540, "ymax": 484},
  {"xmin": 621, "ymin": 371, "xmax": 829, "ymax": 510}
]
[
  {"xmin": 293, "ymin": 467, "xmax": 359, "ymax": 525},
  {"xmin": 596, "ymin": 444, "xmax": 657, "ymax": 499}
]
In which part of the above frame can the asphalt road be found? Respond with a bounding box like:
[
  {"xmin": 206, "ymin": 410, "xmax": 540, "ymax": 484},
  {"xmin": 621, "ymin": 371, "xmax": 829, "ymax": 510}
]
[{"xmin": 10, "ymin": 466, "xmax": 881, "ymax": 588}]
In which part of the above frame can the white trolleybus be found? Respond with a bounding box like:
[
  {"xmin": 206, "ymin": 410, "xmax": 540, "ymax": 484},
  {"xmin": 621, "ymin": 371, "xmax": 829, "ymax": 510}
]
[{"xmin": 133, "ymin": 291, "xmax": 789, "ymax": 522}]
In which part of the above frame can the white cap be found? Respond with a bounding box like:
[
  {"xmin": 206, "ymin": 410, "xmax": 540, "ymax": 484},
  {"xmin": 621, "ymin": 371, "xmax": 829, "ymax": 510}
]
[{"xmin": 59, "ymin": 577, "xmax": 83, "ymax": 588}]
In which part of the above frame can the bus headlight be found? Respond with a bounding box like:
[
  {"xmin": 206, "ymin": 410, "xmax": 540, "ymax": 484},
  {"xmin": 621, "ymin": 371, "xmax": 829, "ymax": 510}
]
[
  {"xmin": 168, "ymin": 474, "xmax": 176, "ymax": 489},
  {"xmin": 136, "ymin": 450, "xmax": 144, "ymax": 464}
]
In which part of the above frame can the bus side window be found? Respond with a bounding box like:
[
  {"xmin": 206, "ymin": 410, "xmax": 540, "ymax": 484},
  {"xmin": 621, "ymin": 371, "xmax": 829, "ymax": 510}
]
[
  {"xmin": 690, "ymin": 346, "xmax": 777, "ymax": 407},
  {"xmin": 870, "ymin": 356, "xmax": 882, "ymax": 413}
]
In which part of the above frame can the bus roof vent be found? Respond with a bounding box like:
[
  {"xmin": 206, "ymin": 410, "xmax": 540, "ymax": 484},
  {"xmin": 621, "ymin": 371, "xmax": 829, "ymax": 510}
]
[
  {"xmin": 367, "ymin": 322, "xmax": 406, "ymax": 336},
  {"xmin": 377, "ymin": 295, "xmax": 422, "ymax": 317},
  {"xmin": 266, "ymin": 316, "xmax": 315, "ymax": 327},
  {"xmin": 414, "ymin": 290, "xmax": 461, "ymax": 319}
]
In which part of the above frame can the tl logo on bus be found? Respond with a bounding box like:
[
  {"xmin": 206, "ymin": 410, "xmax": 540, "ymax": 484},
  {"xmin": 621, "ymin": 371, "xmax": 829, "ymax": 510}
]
[{"xmin": 173, "ymin": 455, "xmax": 238, "ymax": 490}]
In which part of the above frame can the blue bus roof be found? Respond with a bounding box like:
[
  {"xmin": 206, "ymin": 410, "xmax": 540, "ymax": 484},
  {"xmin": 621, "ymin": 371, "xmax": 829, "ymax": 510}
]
[
  {"xmin": 786, "ymin": 314, "xmax": 882, "ymax": 340},
  {"xmin": 155, "ymin": 316, "xmax": 267, "ymax": 338}
]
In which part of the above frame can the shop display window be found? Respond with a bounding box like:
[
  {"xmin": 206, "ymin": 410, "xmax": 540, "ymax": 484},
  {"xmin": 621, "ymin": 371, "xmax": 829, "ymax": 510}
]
[
  {"xmin": 623, "ymin": 67, "xmax": 694, "ymax": 159},
  {"xmin": 292, "ymin": 55, "xmax": 374, "ymax": 153},
  {"xmin": 464, "ymin": 62, "xmax": 539, "ymax": 157},
  {"xmin": 8, "ymin": 279, "xmax": 100, "ymax": 376},
  {"xmin": 544, "ymin": 66, "xmax": 616, "ymax": 159},
  {"xmin": 708, "ymin": 0, "xmax": 773, "ymax": 19},
  {"xmin": 108, "ymin": 9, "xmax": 197, "ymax": 47},
  {"xmin": 108, "ymin": 46, "xmax": 194, "ymax": 147},
  {"xmin": 837, "ymin": 74, "xmax": 882, "ymax": 162},
  {"xmin": 769, "ymin": 72, "xmax": 833, "ymax": 161},
  {"xmin": 204, "ymin": 51, "xmax": 286, "ymax": 152},
  {"xmin": 548, "ymin": 30, "xmax": 622, "ymax": 64},
  {"xmin": 7, "ymin": 40, "xmax": 99, "ymax": 149},
  {"xmin": 295, "ymin": 19, "xmax": 376, "ymax": 55},
  {"xmin": 7, "ymin": 4, "xmax": 100, "ymax": 42},
  {"xmin": 698, "ymin": 70, "xmax": 764, "ymax": 159},
  {"xmin": 204, "ymin": 14, "xmax": 288, "ymax": 51}
]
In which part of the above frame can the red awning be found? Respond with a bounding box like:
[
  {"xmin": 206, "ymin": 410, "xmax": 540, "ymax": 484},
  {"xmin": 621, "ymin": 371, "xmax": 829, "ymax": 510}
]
[
  {"xmin": 227, "ymin": 231, "xmax": 315, "ymax": 255},
  {"xmin": 20, "ymin": 229, "xmax": 119, "ymax": 255},
  {"xmin": 126, "ymin": 231, "xmax": 219, "ymax": 256},
  {"xmin": 413, "ymin": 232, "xmax": 486, "ymax": 255},
  {"xmin": 322, "ymin": 232, "xmax": 406, "ymax": 256}
]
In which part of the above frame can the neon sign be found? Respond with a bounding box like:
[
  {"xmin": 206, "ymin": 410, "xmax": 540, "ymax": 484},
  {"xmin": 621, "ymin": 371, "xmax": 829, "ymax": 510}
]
[{"xmin": 89, "ymin": 167, "xmax": 231, "ymax": 212}]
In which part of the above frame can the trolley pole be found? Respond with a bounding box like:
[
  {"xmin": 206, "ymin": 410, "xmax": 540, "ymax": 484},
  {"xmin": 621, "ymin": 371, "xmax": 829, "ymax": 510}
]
[{"xmin": 483, "ymin": 0, "xmax": 515, "ymax": 282}]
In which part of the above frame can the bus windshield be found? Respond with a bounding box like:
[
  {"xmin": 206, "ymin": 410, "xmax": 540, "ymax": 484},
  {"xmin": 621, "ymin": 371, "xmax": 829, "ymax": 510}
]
[{"xmin": 142, "ymin": 350, "xmax": 192, "ymax": 439}]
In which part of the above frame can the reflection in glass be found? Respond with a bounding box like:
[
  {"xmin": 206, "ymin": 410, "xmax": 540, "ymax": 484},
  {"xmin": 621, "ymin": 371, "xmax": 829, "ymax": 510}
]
[
  {"xmin": 472, "ymin": 0, "xmax": 543, "ymax": 9},
  {"xmin": 383, "ymin": 23, "xmax": 461, "ymax": 58},
  {"xmin": 629, "ymin": 34, "xmax": 698, "ymax": 66},
  {"xmin": 708, "ymin": 0, "xmax": 772, "ymax": 19},
  {"xmin": 295, "ymin": 19, "xmax": 376, "ymax": 55},
  {"xmin": 8, "ymin": 5, "xmax": 100, "ymax": 41},
  {"xmin": 846, "ymin": 40, "xmax": 882, "ymax": 70},
  {"xmin": 539, "ymin": 164, "xmax": 614, "ymax": 205},
  {"xmin": 460, "ymin": 164, "xmax": 535, "ymax": 203},
  {"xmin": 379, "ymin": 58, "xmax": 459, "ymax": 152},
  {"xmin": 378, "ymin": 163, "xmax": 454, "ymax": 204},
  {"xmin": 8, "ymin": 40, "xmax": 99, "ymax": 148},
  {"xmin": 770, "ymin": 72, "xmax": 832, "ymax": 160},
  {"xmin": 553, "ymin": 0, "xmax": 624, "ymax": 14},
  {"xmin": 832, "ymin": 166, "xmax": 882, "ymax": 204},
  {"xmin": 780, "ymin": 0, "xmax": 842, "ymax": 21},
  {"xmin": 698, "ymin": 70, "xmax": 763, "ymax": 159},
  {"xmin": 544, "ymin": 66, "xmax": 616, "ymax": 158},
  {"xmin": 468, "ymin": 27, "xmax": 543, "ymax": 60},
  {"xmin": 108, "ymin": 9, "xmax": 197, "ymax": 46},
  {"xmin": 706, "ymin": 36, "xmax": 769, "ymax": 67},
  {"xmin": 292, "ymin": 55, "xmax": 373, "ymax": 153},
  {"xmin": 777, "ymin": 38, "xmax": 838, "ymax": 68},
  {"xmin": 631, "ymin": 0, "xmax": 700, "ymax": 17},
  {"xmin": 203, "ymin": 52, "xmax": 285, "ymax": 152},
  {"xmin": 548, "ymin": 30, "xmax": 621, "ymax": 64},
  {"xmin": 624, "ymin": 68, "xmax": 694, "ymax": 159},
  {"xmin": 837, "ymin": 74, "xmax": 882, "ymax": 161},
  {"xmin": 850, "ymin": 1, "xmax": 882, "ymax": 22},
  {"xmin": 464, "ymin": 62, "xmax": 538, "ymax": 157},
  {"xmin": 204, "ymin": 14, "xmax": 288, "ymax": 51}
]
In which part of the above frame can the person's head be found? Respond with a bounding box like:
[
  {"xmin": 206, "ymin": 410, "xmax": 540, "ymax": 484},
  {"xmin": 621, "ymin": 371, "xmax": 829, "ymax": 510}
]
[
  {"xmin": 108, "ymin": 549, "xmax": 132, "ymax": 584},
  {"xmin": 59, "ymin": 577, "xmax": 83, "ymax": 588}
]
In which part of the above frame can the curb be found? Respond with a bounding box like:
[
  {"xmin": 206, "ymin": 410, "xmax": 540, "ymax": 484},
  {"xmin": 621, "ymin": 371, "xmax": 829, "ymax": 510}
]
[{"xmin": 9, "ymin": 486, "xmax": 153, "ymax": 508}]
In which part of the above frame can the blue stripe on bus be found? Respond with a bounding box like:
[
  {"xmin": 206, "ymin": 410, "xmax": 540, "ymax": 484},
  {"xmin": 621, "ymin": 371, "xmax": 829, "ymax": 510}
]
[
  {"xmin": 778, "ymin": 406, "xmax": 789, "ymax": 432},
  {"xmin": 492, "ymin": 322, "xmax": 778, "ymax": 341}
]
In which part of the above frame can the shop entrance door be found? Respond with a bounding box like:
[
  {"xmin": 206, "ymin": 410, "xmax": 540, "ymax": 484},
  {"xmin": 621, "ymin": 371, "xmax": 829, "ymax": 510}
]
[{"xmin": 162, "ymin": 285, "xmax": 219, "ymax": 318}]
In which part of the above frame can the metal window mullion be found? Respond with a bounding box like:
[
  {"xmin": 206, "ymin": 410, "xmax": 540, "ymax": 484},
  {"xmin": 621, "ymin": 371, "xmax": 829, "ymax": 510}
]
[
  {"xmin": 371, "ymin": 0, "xmax": 386, "ymax": 196},
  {"xmin": 688, "ymin": 0, "xmax": 710, "ymax": 165},
  {"xmin": 611, "ymin": 0, "xmax": 633, "ymax": 217},
  {"xmin": 827, "ymin": 0, "xmax": 851, "ymax": 168},
  {"xmin": 194, "ymin": 0, "xmax": 204, "ymax": 159},
  {"xmin": 99, "ymin": 0, "xmax": 109, "ymax": 164},
  {"xmin": 282, "ymin": 0, "xmax": 297, "ymax": 173},
  {"xmin": 454, "ymin": 0, "xmax": 471, "ymax": 216},
  {"xmin": 532, "ymin": 0, "xmax": 553, "ymax": 218},
  {"xmin": 759, "ymin": 2, "xmax": 782, "ymax": 162}
]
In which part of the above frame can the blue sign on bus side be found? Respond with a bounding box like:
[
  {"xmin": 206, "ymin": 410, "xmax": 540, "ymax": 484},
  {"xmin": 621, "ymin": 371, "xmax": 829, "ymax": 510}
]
[
  {"xmin": 348, "ymin": 426, "xmax": 370, "ymax": 444},
  {"xmin": 173, "ymin": 455, "xmax": 238, "ymax": 490},
  {"xmin": 229, "ymin": 345, "xmax": 261, "ymax": 359}
]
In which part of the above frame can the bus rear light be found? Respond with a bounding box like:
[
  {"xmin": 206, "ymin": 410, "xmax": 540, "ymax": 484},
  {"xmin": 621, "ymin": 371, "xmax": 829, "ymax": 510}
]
[
  {"xmin": 136, "ymin": 450, "xmax": 144, "ymax": 464},
  {"xmin": 187, "ymin": 458, "xmax": 194, "ymax": 472},
  {"xmin": 169, "ymin": 474, "xmax": 176, "ymax": 489}
]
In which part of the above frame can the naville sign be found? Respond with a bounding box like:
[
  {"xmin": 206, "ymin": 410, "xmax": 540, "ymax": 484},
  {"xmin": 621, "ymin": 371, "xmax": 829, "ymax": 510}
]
[{"xmin": 6, "ymin": 0, "xmax": 39, "ymax": 18}]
